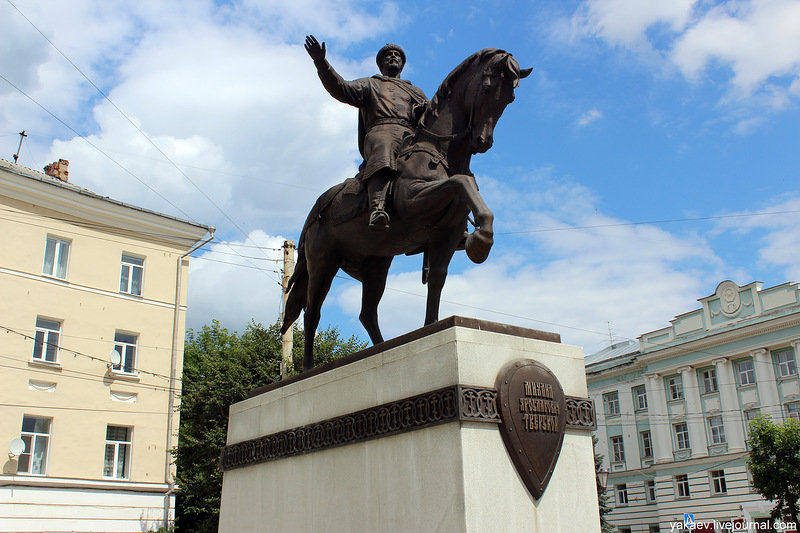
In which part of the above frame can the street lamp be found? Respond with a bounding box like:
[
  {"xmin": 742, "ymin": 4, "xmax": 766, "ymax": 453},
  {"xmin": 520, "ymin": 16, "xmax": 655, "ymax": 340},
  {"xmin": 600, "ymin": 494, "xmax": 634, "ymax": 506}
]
[{"xmin": 596, "ymin": 467, "xmax": 610, "ymax": 490}]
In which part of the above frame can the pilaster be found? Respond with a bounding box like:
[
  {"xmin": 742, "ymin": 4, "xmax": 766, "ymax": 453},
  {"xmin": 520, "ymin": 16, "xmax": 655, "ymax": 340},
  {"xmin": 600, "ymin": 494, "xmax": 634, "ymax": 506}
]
[
  {"xmin": 645, "ymin": 373, "xmax": 672, "ymax": 463},
  {"xmin": 678, "ymin": 366, "xmax": 708, "ymax": 457},
  {"xmin": 712, "ymin": 357, "xmax": 746, "ymax": 452}
]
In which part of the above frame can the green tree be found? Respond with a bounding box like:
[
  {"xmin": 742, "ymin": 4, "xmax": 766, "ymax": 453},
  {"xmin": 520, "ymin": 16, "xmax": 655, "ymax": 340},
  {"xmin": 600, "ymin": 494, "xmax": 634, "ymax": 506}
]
[
  {"xmin": 593, "ymin": 435, "xmax": 613, "ymax": 533},
  {"xmin": 173, "ymin": 320, "xmax": 366, "ymax": 533},
  {"xmin": 747, "ymin": 415, "xmax": 800, "ymax": 526}
]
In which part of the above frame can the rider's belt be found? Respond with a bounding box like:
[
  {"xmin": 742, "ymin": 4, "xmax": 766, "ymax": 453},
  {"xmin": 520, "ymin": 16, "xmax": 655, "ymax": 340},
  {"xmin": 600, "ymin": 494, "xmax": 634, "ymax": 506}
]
[{"xmin": 368, "ymin": 118, "xmax": 413, "ymax": 129}]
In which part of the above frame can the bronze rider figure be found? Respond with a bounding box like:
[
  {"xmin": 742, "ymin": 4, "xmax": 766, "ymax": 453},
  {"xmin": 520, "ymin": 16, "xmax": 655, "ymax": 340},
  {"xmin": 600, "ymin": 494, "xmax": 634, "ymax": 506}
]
[{"xmin": 305, "ymin": 35, "xmax": 428, "ymax": 230}]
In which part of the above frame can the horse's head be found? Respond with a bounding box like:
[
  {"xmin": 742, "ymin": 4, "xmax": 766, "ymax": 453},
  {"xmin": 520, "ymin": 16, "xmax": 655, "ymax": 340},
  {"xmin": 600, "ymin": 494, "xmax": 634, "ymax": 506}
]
[{"xmin": 465, "ymin": 49, "xmax": 531, "ymax": 153}]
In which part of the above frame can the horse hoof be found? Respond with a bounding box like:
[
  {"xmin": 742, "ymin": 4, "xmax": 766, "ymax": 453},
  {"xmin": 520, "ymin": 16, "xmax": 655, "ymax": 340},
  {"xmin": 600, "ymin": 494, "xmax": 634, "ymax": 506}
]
[{"xmin": 465, "ymin": 230, "xmax": 493, "ymax": 264}]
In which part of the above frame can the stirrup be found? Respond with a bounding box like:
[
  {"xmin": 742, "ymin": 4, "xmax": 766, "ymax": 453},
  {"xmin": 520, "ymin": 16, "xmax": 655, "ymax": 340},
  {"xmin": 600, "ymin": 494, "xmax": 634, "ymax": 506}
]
[{"xmin": 369, "ymin": 209, "xmax": 390, "ymax": 231}]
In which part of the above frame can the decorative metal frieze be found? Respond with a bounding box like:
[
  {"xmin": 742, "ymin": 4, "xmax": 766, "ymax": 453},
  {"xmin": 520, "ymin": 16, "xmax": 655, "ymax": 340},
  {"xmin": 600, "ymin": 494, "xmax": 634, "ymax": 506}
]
[
  {"xmin": 458, "ymin": 385, "xmax": 500, "ymax": 423},
  {"xmin": 564, "ymin": 396, "xmax": 597, "ymax": 430},
  {"xmin": 221, "ymin": 386, "xmax": 460, "ymax": 471},
  {"xmin": 220, "ymin": 384, "xmax": 596, "ymax": 471}
]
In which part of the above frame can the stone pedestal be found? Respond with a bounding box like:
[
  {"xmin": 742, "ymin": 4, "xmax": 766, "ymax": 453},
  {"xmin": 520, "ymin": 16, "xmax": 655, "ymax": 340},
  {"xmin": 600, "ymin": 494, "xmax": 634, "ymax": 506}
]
[{"xmin": 218, "ymin": 317, "xmax": 601, "ymax": 533}]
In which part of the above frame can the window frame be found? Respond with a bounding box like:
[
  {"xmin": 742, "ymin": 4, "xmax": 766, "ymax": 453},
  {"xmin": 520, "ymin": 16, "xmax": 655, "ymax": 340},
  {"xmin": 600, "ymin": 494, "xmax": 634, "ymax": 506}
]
[
  {"xmin": 103, "ymin": 425, "xmax": 132, "ymax": 479},
  {"xmin": 645, "ymin": 480, "xmax": 657, "ymax": 503},
  {"xmin": 707, "ymin": 415, "xmax": 727, "ymax": 445},
  {"xmin": 605, "ymin": 391, "xmax": 620, "ymax": 417},
  {"xmin": 744, "ymin": 408, "xmax": 761, "ymax": 438},
  {"xmin": 615, "ymin": 483, "xmax": 629, "ymax": 506},
  {"xmin": 634, "ymin": 386, "xmax": 648, "ymax": 410},
  {"xmin": 775, "ymin": 349, "xmax": 798, "ymax": 378},
  {"xmin": 32, "ymin": 317, "xmax": 61, "ymax": 364},
  {"xmin": 113, "ymin": 331, "xmax": 138, "ymax": 374},
  {"xmin": 674, "ymin": 422, "xmax": 690, "ymax": 450},
  {"xmin": 17, "ymin": 416, "xmax": 51, "ymax": 476},
  {"xmin": 667, "ymin": 375, "xmax": 684, "ymax": 400},
  {"xmin": 701, "ymin": 368, "xmax": 718, "ymax": 394},
  {"xmin": 737, "ymin": 359, "xmax": 756, "ymax": 386},
  {"xmin": 675, "ymin": 474, "xmax": 690, "ymax": 498},
  {"xmin": 786, "ymin": 401, "xmax": 800, "ymax": 421},
  {"xmin": 640, "ymin": 430, "xmax": 653, "ymax": 458},
  {"xmin": 710, "ymin": 469, "xmax": 728, "ymax": 494},
  {"xmin": 610, "ymin": 435, "xmax": 625, "ymax": 463},
  {"xmin": 119, "ymin": 253, "xmax": 145, "ymax": 296},
  {"xmin": 42, "ymin": 236, "xmax": 70, "ymax": 280}
]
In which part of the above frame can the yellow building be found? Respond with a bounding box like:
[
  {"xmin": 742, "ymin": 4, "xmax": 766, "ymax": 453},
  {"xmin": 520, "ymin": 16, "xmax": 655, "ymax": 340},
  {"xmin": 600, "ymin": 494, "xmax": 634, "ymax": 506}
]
[{"xmin": 0, "ymin": 158, "xmax": 213, "ymax": 532}]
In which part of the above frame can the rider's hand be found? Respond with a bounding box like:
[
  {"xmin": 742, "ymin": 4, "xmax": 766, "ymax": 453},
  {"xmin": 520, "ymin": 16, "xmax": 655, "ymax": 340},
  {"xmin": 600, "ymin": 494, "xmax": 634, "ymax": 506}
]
[{"xmin": 305, "ymin": 35, "xmax": 326, "ymax": 62}]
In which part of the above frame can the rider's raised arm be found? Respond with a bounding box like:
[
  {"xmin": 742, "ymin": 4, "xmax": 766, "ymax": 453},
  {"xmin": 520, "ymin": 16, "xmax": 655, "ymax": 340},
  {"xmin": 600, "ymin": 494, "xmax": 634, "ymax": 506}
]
[{"xmin": 305, "ymin": 35, "xmax": 368, "ymax": 108}]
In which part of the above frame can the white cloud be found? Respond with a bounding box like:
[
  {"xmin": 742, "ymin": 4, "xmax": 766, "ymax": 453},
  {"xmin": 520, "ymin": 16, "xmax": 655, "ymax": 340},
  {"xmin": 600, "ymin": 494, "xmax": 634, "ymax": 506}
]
[
  {"xmin": 570, "ymin": 0, "xmax": 800, "ymax": 105},
  {"xmin": 187, "ymin": 230, "xmax": 288, "ymax": 332},
  {"xmin": 575, "ymin": 107, "xmax": 603, "ymax": 126},
  {"xmin": 571, "ymin": 0, "xmax": 696, "ymax": 47},
  {"xmin": 712, "ymin": 195, "xmax": 800, "ymax": 283}
]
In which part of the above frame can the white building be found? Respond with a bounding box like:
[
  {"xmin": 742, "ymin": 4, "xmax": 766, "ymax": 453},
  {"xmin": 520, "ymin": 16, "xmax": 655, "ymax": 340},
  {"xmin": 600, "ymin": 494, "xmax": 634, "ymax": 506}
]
[
  {"xmin": 0, "ymin": 159, "xmax": 213, "ymax": 532},
  {"xmin": 587, "ymin": 280, "xmax": 800, "ymax": 533}
]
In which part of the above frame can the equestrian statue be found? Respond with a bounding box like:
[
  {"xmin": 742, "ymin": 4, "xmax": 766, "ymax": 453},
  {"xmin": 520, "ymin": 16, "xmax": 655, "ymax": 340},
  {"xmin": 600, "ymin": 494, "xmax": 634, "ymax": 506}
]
[{"xmin": 282, "ymin": 36, "xmax": 531, "ymax": 371}]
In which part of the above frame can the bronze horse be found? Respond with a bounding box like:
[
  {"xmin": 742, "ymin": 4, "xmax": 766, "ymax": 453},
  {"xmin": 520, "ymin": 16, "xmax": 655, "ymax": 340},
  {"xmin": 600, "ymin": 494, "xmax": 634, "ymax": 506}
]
[{"xmin": 282, "ymin": 49, "xmax": 531, "ymax": 371}]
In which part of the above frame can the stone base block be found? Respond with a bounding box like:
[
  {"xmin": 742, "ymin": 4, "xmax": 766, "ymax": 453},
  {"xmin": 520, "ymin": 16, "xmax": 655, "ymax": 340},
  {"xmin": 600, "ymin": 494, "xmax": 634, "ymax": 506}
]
[{"xmin": 219, "ymin": 317, "xmax": 601, "ymax": 533}]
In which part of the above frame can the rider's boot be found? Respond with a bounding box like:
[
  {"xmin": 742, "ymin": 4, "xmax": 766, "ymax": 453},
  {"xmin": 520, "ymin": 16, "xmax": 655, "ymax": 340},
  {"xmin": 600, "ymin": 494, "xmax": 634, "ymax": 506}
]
[{"xmin": 367, "ymin": 173, "xmax": 390, "ymax": 231}]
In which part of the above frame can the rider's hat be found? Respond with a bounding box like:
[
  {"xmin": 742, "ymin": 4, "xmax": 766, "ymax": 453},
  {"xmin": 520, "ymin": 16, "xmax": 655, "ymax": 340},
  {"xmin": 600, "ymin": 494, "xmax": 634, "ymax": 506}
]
[{"xmin": 376, "ymin": 43, "xmax": 406, "ymax": 68}]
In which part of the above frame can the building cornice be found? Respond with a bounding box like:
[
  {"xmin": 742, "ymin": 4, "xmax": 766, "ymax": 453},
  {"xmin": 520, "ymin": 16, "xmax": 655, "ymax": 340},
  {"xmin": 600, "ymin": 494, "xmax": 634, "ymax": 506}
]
[
  {"xmin": 638, "ymin": 315, "xmax": 800, "ymax": 366},
  {"xmin": 0, "ymin": 475, "xmax": 171, "ymax": 492},
  {"xmin": 1, "ymin": 161, "xmax": 212, "ymax": 249}
]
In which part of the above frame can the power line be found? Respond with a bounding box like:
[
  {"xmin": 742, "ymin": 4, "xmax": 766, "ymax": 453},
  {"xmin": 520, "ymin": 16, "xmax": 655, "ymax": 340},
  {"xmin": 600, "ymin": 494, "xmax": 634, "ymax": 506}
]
[{"xmin": 496, "ymin": 210, "xmax": 800, "ymax": 236}]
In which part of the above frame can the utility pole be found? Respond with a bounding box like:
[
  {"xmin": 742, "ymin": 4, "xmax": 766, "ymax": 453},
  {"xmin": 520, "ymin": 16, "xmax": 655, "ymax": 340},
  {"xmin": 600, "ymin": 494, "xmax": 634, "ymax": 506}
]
[
  {"xmin": 280, "ymin": 241, "xmax": 296, "ymax": 379},
  {"xmin": 13, "ymin": 130, "xmax": 27, "ymax": 163}
]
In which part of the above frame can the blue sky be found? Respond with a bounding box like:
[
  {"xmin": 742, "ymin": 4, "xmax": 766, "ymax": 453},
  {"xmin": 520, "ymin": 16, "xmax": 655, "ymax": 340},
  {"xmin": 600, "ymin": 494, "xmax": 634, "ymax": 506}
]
[{"xmin": 2, "ymin": 0, "xmax": 799, "ymax": 355}]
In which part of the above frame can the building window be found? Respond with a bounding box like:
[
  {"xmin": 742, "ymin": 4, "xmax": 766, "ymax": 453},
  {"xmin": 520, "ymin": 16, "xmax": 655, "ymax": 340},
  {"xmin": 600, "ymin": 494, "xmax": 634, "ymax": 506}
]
[
  {"xmin": 675, "ymin": 474, "xmax": 690, "ymax": 498},
  {"xmin": 708, "ymin": 415, "xmax": 726, "ymax": 445},
  {"xmin": 18, "ymin": 416, "xmax": 51, "ymax": 475},
  {"xmin": 634, "ymin": 386, "xmax": 648, "ymax": 410},
  {"xmin": 611, "ymin": 435, "xmax": 625, "ymax": 462},
  {"xmin": 615, "ymin": 484, "xmax": 629, "ymax": 505},
  {"xmin": 786, "ymin": 401, "xmax": 800, "ymax": 421},
  {"xmin": 645, "ymin": 480, "xmax": 657, "ymax": 503},
  {"xmin": 674, "ymin": 423, "xmax": 690, "ymax": 450},
  {"xmin": 113, "ymin": 332, "xmax": 137, "ymax": 374},
  {"xmin": 649, "ymin": 525, "xmax": 661, "ymax": 533},
  {"xmin": 119, "ymin": 254, "xmax": 144, "ymax": 296},
  {"xmin": 43, "ymin": 236, "xmax": 70, "ymax": 279},
  {"xmin": 104, "ymin": 426, "xmax": 131, "ymax": 479},
  {"xmin": 32, "ymin": 317, "xmax": 60, "ymax": 363},
  {"xmin": 776, "ymin": 349, "xmax": 797, "ymax": 378},
  {"xmin": 701, "ymin": 368, "xmax": 718, "ymax": 393},
  {"xmin": 744, "ymin": 408, "xmax": 761, "ymax": 438},
  {"xmin": 619, "ymin": 528, "xmax": 632, "ymax": 533},
  {"xmin": 710, "ymin": 469, "xmax": 727, "ymax": 494},
  {"xmin": 605, "ymin": 392, "xmax": 620, "ymax": 416},
  {"xmin": 641, "ymin": 430, "xmax": 653, "ymax": 458},
  {"xmin": 737, "ymin": 359, "xmax": 756, "ymax": 386},
  {"xmin": 667, "ymin": 376, "xmax": 684, "ymax": 400}
]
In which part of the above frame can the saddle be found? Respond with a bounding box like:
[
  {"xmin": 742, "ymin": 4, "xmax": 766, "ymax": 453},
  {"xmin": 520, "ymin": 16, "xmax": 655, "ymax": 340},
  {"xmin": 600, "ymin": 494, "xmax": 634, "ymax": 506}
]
[{"xmin": 329, "ymin": 176, "xmax": 369, "ymax": 226}]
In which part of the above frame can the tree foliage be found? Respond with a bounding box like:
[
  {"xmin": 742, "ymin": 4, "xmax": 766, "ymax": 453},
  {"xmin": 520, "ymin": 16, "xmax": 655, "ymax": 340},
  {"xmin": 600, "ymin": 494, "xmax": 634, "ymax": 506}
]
[
  {"xmin": 747, "ymin": 415, "xmax": 800, "ymax": 526},
  {"xmin": 593, "ymin": 435, "xmax": 613, "ymax": 533},
  {"xmin": 173, "ymin": 320, "xmax": 366, "ymax": 532}
]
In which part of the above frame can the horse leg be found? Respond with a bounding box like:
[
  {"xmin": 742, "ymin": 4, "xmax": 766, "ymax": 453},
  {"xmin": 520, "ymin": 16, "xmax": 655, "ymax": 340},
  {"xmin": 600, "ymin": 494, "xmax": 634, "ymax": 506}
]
[
  {"xmin": 359, "ymin": 256, "xmax": 393, "ymax": 345},
  {"xmin": 303, "ymin": 258, "xmax": 339, "ymax": 371},
  {"xmin": 448, "ymin": 174, "xmax": 494, "ymax": 263},
  {"xmin": 423, "ymin": 244, "xmax": 458, "ymax": 325}
]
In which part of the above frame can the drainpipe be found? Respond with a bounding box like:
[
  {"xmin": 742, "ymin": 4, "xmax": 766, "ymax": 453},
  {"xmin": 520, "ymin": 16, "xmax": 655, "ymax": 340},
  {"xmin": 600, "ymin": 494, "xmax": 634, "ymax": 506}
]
[{"xmin": 164, "ymin": 228, "xmax": 215, "ymax": 528}]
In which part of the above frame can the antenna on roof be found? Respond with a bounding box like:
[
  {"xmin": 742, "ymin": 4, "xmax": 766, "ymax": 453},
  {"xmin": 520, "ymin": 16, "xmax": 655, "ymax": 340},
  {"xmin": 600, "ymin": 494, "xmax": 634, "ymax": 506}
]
[
  {"xmin": 13, "ymin": 130, "xmax": 27, "ymax": 163},
  {"xmin": 607, "ymin": 321, "xmax": 616, "ymax": 349}
]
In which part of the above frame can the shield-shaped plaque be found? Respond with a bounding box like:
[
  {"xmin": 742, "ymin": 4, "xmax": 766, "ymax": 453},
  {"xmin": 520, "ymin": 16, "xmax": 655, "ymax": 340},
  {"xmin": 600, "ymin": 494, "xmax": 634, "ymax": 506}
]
[{"xmin": 495, "ymin": 359, "xmax": 566, "ymax": 499}]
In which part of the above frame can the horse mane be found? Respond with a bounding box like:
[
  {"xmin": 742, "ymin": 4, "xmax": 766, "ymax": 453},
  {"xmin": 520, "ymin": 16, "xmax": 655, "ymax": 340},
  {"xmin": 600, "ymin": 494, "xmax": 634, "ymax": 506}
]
[{"xmin": 422, "ymin": 48, "xmax": 524, "ymax": 123}]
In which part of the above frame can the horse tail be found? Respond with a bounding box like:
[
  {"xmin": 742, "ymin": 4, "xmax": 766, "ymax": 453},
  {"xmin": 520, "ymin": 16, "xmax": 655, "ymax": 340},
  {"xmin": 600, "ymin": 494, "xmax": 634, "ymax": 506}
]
[{"xmin": 281, "ymin": 238, "xmax": 307, "ymax": 335}]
